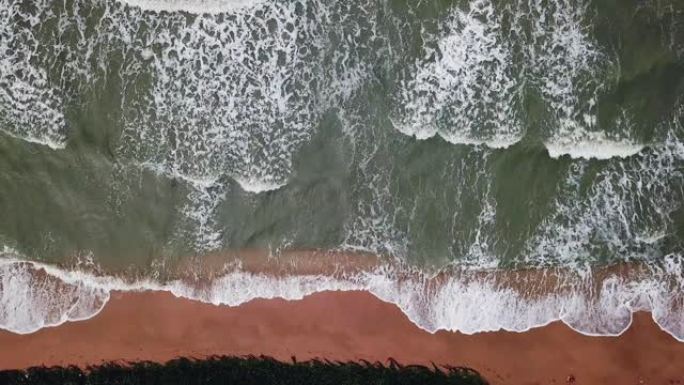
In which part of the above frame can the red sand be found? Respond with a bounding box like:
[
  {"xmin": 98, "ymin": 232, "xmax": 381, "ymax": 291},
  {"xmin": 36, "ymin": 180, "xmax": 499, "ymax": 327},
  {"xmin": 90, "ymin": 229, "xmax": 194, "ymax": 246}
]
[{"xmin": 0, "ymin": 290, "xmax": 682, "ymax": 384}]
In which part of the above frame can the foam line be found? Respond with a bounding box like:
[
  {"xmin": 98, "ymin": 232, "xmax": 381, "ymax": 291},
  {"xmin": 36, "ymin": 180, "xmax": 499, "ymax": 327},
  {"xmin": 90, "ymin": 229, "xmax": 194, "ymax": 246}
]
[
  {"xmin": 545, "ymin": 139, "xmax": 646, "ymax": 160},
  {"xmin": 2, "ymin": 254, "xmax": 683, "ymax": 342},
  {"xmin": 232, "ymin": 177, "xmax": 287, "ymax": 194},
  {"xmin": 115, "ymin": 0, "xmax": 265, "ymax": 14}
]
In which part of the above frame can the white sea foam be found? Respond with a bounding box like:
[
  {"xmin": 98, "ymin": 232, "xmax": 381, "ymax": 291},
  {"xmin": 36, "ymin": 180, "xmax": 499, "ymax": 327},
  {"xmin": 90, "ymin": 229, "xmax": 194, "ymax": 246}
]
[
  {"xmin": 392, "ymin": 0, "xmax": 523, "ymax": 149},
  {"xmin": 0, "ymin": 0, "xmax": 67, "ymax": 149},
  {"xmin": 232, "ymin": 177, "xmax": 286, "ymax": 194},
  {"xmin": 525, "ymin": 0, "xmax": 633, "ymax": 158},
  {"xmin": 545, "ymin": 135, "xmax": 646, "ymax": 159},
  {"xmin": 183, "ymin": 183, "xmax": 228, "ymax": 251},
  {"xmin": 2, "ymin": 252, "xmax": 684, "ymax": 342},
  {"xmin": 116, "ymin": 0, "xmax": 264, "ymax": 14},
  {"xmin": 118, "ymin": 0, "xmax": 324, "ymax": 189},
  {"xmin": 109, "ymin": 0, "xmax": 378, "ymax": 249},
  {"xmin": 527, "ymin": 114, "xmax": 684, "ymax": 268},
  {"xmin": 393, "ymin": 0, "xmax": 645, "ymax": 161},
  {"xmin": 1, "ymin": 0, "xmax": 379, "ymax": 251},
  {"xmin": 543, "ymin": 110, "xmax": 645, "ymax": 159},
  {"xmin": 339, "ymin": 110, "xmax": 409, "ymax": 257}
]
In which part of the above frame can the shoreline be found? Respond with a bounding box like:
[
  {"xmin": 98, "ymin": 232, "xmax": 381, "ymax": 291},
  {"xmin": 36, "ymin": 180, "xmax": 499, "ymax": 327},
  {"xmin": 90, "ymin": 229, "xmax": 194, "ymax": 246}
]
[
  {"xmin": 2, "ymin": 252, "xmax": 684, "ymax": 338},
  {"xmin": 1, "ymin": 290, "xmax": 683, "ymax": 384}
]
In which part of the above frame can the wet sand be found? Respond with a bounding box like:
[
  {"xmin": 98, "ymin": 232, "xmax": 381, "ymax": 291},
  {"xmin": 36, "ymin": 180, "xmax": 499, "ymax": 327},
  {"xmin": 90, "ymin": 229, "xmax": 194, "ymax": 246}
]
[{"xmin": 0, "ymin": 290, "xmax": 682, "ymax": 385}]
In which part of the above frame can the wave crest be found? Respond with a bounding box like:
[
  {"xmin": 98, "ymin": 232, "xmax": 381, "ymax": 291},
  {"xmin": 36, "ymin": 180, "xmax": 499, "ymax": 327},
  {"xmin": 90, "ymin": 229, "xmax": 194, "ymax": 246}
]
[
  {"xmin": 545, "ymin": 134, "xmax": 646, "ymax": 159},
  {"xmin": 116, "ymin": 0, "xmax": 264, "ymax": 14}
]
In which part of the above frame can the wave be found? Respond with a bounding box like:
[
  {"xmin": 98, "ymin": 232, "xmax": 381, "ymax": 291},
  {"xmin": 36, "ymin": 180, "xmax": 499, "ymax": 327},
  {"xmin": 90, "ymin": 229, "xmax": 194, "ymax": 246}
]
[
  {"xmin": 101, "ymin": 0, "xmax": 377, "ymax": 249},
  {"xmin": 0, "ymin": 0, "xmax": 68, "ymax": 150},
  {"xmin": 116, "ymin": 0, "xmax": 264, "ymax": 14},
  {"xmin": 524, "ymin": 126, "xmax": 684, "ymax": 274},
  {"xmin": 1, "ymin": 0, "xmax": 380, "ymax": 250},
  {"xmin": 2, "ymin": 251, "xmax": 683, "ymax": 342},
  {"xmin": 390, "ymin": 121, "xmax": 522, "ymax": 150},
  {"xmin": 111, "ymin": 0, "xmax": 377, "ymax": 248},
  {"xmin": 545, "ymin": 137, "xmax": 646, "ymax": 160},
  {"xmin": 384, "ymin": 127, "xmax": 648, "ymax": 161},
  {"xmin": 526, "ymin": 0, "xmax": 608, "ymax": 146},
  {"xmin": 0, "ymin": 130, "xmax": 67, "ymax": 151},
  {"xmin": 391, "ymin": 0, "xmax": 523, "ymax": 149},
  {"xmin": 232, "ymin": 177, "xmax": 287, "ymax": 194},
  {"xmin": 389, "ymin": 0, "xmax": 647, "ymax": 161}
]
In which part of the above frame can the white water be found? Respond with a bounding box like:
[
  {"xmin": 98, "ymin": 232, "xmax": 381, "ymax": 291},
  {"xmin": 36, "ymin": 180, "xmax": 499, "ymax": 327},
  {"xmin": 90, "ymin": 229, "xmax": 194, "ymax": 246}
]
[
  {"xmin": 527, "ymin": 117, "xmax": 684, "ymax": 268},
  {"xmin": 393, "ymin": 0, "xmax": 523, "ymax": 149},
  {"xmin": 0, "ymin": 0, "xmax": 655, "ymax": 164},
  {"xmin": 527, "ymin": 0, "xmax": 606, "ymax": 143},
  {"xmin": 117, "ymin": 0, "xmax": 264, "ymax": 14},
  {"xmin": 117, "ymin": 0, "xmax": 327, "ymax": 249},
  {"xmin": 1, "ymin": 253, "xmax": 683, "ymax": 342},
  {"xmin": 392, "ymin": 0, "xmax": 646, "ymax": 161},
  {"xmin": 232, "ymin": 177, "xmax": 287, "ymax": 194},
  {"xmin": 545, "ymin": 133, "xmax": 646, "ymax": 159},
  {"xmin": 112, "ymin": 0, "xmax": 377, "ymax": 250},
  {"xmin": 0, "ymin": 0, "xmax": 380, "ymax": 251},
  {"xmin": 0, "ymin": 0, "xmax": 67, "ymax": 149}
]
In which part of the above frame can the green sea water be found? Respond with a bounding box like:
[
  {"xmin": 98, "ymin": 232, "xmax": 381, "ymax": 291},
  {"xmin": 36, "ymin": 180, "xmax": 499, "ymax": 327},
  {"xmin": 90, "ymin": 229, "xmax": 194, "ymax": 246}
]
[{"xmin": 1, "ymin": 0, "xmax": 684, "ymax": 337}]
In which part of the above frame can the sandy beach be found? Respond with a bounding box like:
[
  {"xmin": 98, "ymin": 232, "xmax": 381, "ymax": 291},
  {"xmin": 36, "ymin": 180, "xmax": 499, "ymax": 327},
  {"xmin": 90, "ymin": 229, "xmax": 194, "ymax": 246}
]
[{"xmin": 0, "ymin": 290, "xmax": 682, "ymax": 385}]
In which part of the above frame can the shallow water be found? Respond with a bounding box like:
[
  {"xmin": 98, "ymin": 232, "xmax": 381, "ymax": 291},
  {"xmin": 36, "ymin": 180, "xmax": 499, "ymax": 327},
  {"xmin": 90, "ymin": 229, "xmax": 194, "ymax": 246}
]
[{"xmin": 0, "ymin": 0, "xmax": 683, "ymax": 338}]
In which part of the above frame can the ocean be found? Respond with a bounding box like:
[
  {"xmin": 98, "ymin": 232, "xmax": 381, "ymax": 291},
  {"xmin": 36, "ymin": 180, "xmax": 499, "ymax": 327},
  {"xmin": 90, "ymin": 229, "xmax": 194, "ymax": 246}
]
[{"xmin": 0, "ymin": 0, "xmax": 683, "ymax": 341}]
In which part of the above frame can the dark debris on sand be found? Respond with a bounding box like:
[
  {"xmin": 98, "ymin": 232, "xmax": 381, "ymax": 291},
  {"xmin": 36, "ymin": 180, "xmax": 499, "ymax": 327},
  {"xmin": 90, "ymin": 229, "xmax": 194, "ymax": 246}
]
[{"xmin": 0, "ymin": 355, "xmax": 488, "ymax": 385}]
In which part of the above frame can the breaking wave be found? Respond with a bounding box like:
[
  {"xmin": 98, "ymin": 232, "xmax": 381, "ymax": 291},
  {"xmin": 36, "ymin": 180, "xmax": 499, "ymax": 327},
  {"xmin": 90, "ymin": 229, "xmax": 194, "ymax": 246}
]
[
  {"xmin": 390, "ymin": 0, "xmax": 647, "ymax": 160},
  {"xmin": 1, "ymin": 252, "xmax": 684, "ymax": 342},
  {"xmin": 0, "ymin": 0, "xmax": 67, "ymax": 149},
  {"xmin": 0, "ymin": 0, "xmax": 380, "ymax": 250},
  {"xmin": 545, "ymin": 133, "xmax": 646, "ymax": 159},
  {"xmin": 116, "ymin": 0, "xmax": 265, "ymax": 14},
  {"xmin": 391, "ymin": 0, "xmax": 523, "ymax": 148},
  {"xmin": 526, "ymin": 113, "xmax": 684, "ymax": 268}
]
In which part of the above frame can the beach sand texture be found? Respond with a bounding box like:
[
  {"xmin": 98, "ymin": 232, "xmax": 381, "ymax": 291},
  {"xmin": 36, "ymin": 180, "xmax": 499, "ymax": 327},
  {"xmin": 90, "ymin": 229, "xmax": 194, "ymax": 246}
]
[{"xmin": 1, "ymin": 290, "xmax": 683, "ymax": 385}]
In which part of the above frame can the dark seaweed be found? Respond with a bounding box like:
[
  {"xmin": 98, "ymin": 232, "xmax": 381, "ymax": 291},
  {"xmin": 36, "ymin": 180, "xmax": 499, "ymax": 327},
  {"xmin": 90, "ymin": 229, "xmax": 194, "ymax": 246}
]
[{"xmin": 0, "ymin": 356, "xmax": 488, "ymax": 385}]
